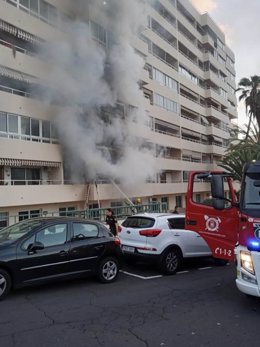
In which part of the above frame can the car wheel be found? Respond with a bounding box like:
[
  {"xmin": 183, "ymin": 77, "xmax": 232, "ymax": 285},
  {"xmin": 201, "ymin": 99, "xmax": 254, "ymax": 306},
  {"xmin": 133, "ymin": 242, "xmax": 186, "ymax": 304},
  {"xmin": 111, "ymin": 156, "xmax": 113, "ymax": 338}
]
[
  {"xmin": 0, "ymin": 269, "xmax": 11, "ymax": 300},
  {"xmin": 160, "ymin": 248, "xmax": 182, "ymax": 275},
  {"xmin": 97, "ymin": 257, "xmax": 119, "ymax": 283}
]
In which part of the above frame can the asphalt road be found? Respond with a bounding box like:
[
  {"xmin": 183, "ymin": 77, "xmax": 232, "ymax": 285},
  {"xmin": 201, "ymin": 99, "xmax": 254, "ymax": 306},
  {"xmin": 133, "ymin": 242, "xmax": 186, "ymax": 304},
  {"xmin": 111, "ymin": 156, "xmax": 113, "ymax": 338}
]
[{"xmin": 1, "ymin": 259, "xmax": 260, "ymax": 347}]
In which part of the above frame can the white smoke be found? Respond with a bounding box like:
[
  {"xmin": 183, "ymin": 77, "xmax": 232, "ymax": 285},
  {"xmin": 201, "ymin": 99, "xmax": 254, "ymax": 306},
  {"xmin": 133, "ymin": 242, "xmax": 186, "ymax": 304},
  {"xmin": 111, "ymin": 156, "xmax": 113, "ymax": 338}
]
[{"xmin": 41, "ymin": 0, "xmax": 159, "ymax": 188}]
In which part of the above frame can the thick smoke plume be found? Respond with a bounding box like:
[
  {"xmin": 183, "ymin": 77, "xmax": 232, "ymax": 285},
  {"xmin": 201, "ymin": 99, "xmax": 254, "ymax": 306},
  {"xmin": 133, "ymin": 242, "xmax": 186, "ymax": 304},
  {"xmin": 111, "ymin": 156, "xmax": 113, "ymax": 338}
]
[{"xmin": 41, "ymin": 0, "xmax": 159, "ymax": 187}]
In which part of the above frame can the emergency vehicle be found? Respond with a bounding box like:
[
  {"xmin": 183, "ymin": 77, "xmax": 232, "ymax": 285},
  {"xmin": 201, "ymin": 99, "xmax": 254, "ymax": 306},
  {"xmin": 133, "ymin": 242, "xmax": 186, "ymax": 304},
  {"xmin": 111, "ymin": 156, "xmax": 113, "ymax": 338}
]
[{"xmin": 186, "ymin": 161, "xmax": 260, "ymax": 297}]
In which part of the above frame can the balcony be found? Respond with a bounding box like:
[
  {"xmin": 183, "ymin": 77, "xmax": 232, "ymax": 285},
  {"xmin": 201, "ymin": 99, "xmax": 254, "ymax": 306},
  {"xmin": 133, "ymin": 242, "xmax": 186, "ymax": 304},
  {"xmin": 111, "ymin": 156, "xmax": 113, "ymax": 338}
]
[{"xmin": 0, "ymin": 183, "xmax": 86, "ymax": 208}]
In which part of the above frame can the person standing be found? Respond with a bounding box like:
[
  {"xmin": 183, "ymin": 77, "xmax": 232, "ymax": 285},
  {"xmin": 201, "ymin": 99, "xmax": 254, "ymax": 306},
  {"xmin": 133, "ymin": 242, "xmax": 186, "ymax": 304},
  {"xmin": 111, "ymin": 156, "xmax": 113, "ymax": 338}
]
[{"xmin": 105, "ymin": 208, "xmax": 118, "ymax": 236}]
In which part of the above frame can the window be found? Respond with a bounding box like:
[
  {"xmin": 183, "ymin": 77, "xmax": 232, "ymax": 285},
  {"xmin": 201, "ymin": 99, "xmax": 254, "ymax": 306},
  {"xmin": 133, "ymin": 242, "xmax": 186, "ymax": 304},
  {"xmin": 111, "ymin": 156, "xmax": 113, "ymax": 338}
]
[
  {"xmin": 154, "ymin": 93, "xmax": 178, "ymax": 113},
  {"xmin": 195, "ymin": 194, "xmax": 201, "ymax": 203},
  {"xmin": 153, "ymin": 68, "xmax": 178, "ymax": 92},
  {"xmin": 30, "ymin": 0, "xmax": 39, "ymax": 13},
  {"xmin": 11, "ymin": 168, "xmax": 40, "ymax": 185},
  {"xmin": 42, "ymin": 120, "xmax": 50, "ymax": 140},
  {"xmin": 12, "ymin": 168, "xmax": 26, "ymax": 185},
  {"xmin": 39, "ymin": 0, "xmax": 48, "ymax": 20},
  {"xmin": 8, "ymin": 114, "xmax": 18, "ymax": 133},
  {"xmin": 168, "ymin": 217, "xmax": 185, "ymax": 229},
  {"xmin": 21, "ymin": 234, "xmax": 35, "ymax": 250},
  {"xmin": 20, "ymin": 0, "xmax": 29, "ymax": 8},
  {"xmin": 31, "ymin": 119, "xmax": 40, "ymax": 137},
  {"xmin": 0, "ymin": 212, "xmax": 8, "ymax": 229},
  {"xmin": 59, "ymin": 207, "xmax": 76, "ymax": 217},
  {"xmin": 73, "ymin": 223, "xmax": 99, "ymax": 239},
  {"xmin": 21, "ymin": 116, "xmax": 30, "ymax": 135},
  {"xmin": 18, "ymin": 209, "xmax": 41, "ymax": 221},
  {"xmin": 122, "ymin": 217, "xmax": 155, "ymax": 228},
  {"xmin": 36, "ymin": 224, "xmax": 67, "ymax": 247},
  {"xmin": 0, "ymin": 112, "xmax": 7, "ymax": 132},
  {"xmin": 175, "ymin": 195, "xmax": 182, "ymax": 207}
]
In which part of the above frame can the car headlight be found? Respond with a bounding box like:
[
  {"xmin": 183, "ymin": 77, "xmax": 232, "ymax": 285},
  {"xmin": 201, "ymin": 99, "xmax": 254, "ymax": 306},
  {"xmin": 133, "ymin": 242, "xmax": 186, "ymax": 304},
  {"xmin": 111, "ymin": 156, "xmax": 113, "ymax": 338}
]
[{"xmin": 240, "ymin": 251, "xmax": 255, "ymax": 275}]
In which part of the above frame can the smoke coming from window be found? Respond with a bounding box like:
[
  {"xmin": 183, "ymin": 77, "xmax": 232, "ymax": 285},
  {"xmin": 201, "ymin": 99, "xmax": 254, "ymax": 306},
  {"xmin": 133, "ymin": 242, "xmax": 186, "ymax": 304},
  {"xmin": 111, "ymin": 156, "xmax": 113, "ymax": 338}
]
[{"xmin": 40, "ymin": 0, "xmax": 159, "ymax": 187}]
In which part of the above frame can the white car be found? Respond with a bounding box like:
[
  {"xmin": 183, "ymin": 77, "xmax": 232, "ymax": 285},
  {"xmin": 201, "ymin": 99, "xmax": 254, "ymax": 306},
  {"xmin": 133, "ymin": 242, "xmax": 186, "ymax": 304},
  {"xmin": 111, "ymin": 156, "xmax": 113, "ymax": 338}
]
[{"xmin": 118, "ymin": 213, "xmax": 211, "ymax": 274}]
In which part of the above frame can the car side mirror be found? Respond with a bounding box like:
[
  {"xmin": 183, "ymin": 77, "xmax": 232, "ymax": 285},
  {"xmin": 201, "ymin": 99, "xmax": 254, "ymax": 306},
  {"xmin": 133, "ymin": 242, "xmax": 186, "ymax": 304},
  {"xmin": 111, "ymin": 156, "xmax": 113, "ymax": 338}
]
[{"xmin": 28, "ymin": 241, "xmax": 44, "ymax": 253}]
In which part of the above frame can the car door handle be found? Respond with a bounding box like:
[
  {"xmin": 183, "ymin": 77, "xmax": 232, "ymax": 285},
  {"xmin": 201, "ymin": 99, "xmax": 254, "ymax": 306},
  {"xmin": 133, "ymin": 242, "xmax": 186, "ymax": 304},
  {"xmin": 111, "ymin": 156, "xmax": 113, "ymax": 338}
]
[
  {"xmin": 174, "ymin": 233, "xmax": 180, "ymax": 237},
  {"xmin": 186, "ymin": 219, "xmax": 197, "ymax": 225},
  {"xmin": 95, "ymin": 245, "xmax": 104, "ymax": 250},
  {"xmin": 59, "ymin": 250, "xmax": 67, "ymax": 256}
]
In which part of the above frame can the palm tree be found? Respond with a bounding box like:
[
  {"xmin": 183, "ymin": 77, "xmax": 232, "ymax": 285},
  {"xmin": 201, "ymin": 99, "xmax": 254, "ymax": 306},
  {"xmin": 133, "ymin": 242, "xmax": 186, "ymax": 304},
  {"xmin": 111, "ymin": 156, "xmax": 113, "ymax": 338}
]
[
  {"xmin": 219, "ymin": 123, "xmax": 260, "ymax": 181},
  {"xmin": 236, "ymin": 75, "xmax": 260, "ymax": 137}
]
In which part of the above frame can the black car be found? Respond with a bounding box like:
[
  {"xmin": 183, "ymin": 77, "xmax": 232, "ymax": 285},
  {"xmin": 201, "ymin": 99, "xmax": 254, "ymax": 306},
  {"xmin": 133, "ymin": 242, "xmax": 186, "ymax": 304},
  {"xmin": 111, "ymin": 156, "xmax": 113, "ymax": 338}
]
[{"xmin": 0, "ymin": 217, "xmax": 122, "ymax": 299}]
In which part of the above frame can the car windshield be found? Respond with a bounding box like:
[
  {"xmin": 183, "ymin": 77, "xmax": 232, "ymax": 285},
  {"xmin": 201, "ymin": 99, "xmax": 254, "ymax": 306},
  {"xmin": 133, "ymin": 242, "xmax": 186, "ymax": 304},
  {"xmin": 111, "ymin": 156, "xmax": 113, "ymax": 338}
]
[
  {"xmin": 0, "ymin": 220, "xmax": 43, "ymax": 241},
  {"xmin": 122, "ymin": 217, "xmax": 155, "ymax": 228}
]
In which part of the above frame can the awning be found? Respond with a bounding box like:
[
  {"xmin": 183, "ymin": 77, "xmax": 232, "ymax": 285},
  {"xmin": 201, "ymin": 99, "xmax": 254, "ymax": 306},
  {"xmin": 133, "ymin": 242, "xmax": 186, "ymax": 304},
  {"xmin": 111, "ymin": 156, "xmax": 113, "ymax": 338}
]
[
  {"xmin": 0, "ymin": 65, "xmax": 37, "ymax": 84},
  {"xmin": 0, "ymin": 158, "xmax": 61, "ymax": 168},
  {"xmin": 0, "ymin": 20, "xmax": 17, "ymax": 36},
  {"xmin": 155, "ymin": 118, "xmax": 179, "ymax": 131},
  {"xmin": 0, "ymin": 19, "xmax": 41, "ymax": 44}
]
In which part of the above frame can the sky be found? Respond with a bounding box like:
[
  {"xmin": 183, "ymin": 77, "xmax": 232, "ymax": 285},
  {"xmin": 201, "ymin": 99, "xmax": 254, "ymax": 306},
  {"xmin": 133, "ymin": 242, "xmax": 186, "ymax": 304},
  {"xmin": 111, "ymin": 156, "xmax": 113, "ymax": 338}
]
[{"xmin": 191, "ymin": 0, "xmax": 260, "ymax": 126}]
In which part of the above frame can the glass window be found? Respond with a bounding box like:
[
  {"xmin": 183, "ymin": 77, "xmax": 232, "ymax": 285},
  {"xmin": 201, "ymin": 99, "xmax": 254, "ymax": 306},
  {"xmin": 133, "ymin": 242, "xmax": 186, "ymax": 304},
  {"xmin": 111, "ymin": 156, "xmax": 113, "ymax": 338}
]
[
  {"xmin": 36, "ymin": 224, "xmax": 67, "ymax": 247},
  {"xmin": 59, "ymin": 207, "xmax": 76, "ymax": 217},
  {"xmin": 175, "ymin": 195, "xmax": 182, "ymax": 207},
  {"xmin": 20, "ymin": 0, "xmax": 29, "ymax": 8},
  {"xmin": 51, "ymin": 123, "xmax": 58, "ymax": 139},
  {"xmin": 8, "ymin": 114, "xmax": 18, "ymax": 133},
  {"xmin": 26, "ymin": 168, "xmax": 40, "ymax": 185},
  {"xmin": 73, "ymin": 223, "xmax": 99, "ymax": 239},
  {"xmin": 42, "ymin": 120, "xmax": 50, "ymax": 138},
  {"xmin": 168, "ymin": 217, "xmax": 185, "ymax": 229},
  {"xmin": 30, "ymin": 210, "xmax": 40, "ymax": 218},
  {"xmin": 0, "ymin": 212, "xmax": 8, "ymax": 229},
  {"xmin": 122, "ymin": 217, "xmax": 155, "ymax": 228},
  {"xmin": 31, "ymin": 119, "xmax": 40, "ymax": 136},
  {"xmin": 11, "ymin": 168, "xmax": 26, "ymax": 185},
  {"xmin": 40, "ymin": 0, "xmax": 48, "ymax": 19},
  {"xmin": 21, "ymin": 234, "xmax": 35, "ymax": 250},
  {"xmin": 19, "ymin": 211, "xmax": 29, "ymax": 221},
  {"xmin": 0, "ymin": 112, "xmax": 7, "ymax": 132},
  {"xmin": 49, "ymin": 4, "xmax": 57, "ymax": 23},
  {"xmin": 0, "ymin": 219, "xmax": 42, "ymax": 238},
  {"xmin": 30, "ymin": 0, "xmax": 39, "ymax": 13},
  {"xmin": 21, "ymin": 116, "xmax": 30, "ymax": 135}
]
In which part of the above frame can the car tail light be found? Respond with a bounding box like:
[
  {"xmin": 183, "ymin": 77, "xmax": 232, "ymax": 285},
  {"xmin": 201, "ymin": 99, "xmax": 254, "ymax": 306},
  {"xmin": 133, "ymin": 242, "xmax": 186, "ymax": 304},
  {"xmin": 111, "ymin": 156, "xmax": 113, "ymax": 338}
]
[
  {"xmin": 117, "ymin": 225, "xmax": 122, "ymax": 233},
  {"xmin": 114, "ymin": 237, "xmax": 121, "ymax": 246},
  {"xmin": 139, "ymin": 229, "xmax": 161, "ymax": 237}
]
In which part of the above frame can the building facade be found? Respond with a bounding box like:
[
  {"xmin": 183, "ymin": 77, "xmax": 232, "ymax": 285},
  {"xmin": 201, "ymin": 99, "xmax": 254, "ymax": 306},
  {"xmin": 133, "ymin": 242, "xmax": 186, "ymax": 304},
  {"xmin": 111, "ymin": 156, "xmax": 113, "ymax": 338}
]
[{"xmin": 0, "ymin": 0, "xmax": 237, "ymax": 227}]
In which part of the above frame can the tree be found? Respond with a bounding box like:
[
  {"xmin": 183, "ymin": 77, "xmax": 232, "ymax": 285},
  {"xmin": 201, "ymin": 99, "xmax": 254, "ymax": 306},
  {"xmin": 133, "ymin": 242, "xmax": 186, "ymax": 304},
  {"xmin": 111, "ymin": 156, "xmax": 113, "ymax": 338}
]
[
  {"xmin": 236, "ymin": 75, "xmax": 260, "ymax": 138},
  {"xmin": 219, "ymin": 123, "xmax": 260, "ymax": 181}
]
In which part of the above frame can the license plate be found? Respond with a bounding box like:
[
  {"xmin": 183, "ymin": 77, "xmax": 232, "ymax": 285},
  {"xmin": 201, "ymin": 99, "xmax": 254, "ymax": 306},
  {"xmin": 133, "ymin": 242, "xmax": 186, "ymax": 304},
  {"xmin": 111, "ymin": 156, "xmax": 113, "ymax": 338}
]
[{"xmin": 121, "ymin": 245, "xmax": 135, "ymax": 253}]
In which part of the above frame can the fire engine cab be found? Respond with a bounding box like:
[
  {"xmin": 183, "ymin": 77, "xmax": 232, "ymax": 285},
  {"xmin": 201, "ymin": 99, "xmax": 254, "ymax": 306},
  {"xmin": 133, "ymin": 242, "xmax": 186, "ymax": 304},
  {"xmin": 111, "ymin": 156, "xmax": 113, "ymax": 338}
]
[{"xmin": 186, "ymin": 161, "xmax": 260, "ymax": 297}]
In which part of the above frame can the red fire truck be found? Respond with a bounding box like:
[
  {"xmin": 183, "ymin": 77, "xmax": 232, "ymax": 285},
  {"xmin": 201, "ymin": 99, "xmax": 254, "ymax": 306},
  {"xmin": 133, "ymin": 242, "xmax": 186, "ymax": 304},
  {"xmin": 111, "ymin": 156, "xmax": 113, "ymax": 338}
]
[{"xmin": 186, "ymin": 161, "xmax": 260, "ymax": 297}]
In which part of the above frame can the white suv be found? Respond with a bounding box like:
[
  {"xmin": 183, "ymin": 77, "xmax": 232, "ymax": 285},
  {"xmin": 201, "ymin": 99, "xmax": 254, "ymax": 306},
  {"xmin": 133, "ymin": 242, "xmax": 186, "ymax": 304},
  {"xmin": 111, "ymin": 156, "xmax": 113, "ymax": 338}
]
[{"xmin": 118, "ymin": 213, "xmax": 211, "ymax": 274}]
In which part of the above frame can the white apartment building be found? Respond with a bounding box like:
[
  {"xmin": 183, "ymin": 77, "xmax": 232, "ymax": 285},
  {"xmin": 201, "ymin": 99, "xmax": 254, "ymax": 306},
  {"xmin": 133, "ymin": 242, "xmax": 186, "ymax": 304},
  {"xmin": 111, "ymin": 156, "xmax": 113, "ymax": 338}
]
[{"xmin": 0, "ymin": 0, "xmax": 237, "ymax": 227}]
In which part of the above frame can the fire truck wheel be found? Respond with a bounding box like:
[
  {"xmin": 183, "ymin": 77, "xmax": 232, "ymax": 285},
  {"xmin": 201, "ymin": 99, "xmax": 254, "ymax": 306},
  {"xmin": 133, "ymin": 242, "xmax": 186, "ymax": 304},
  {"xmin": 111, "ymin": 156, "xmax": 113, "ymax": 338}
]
[{"xmin": 159, "ymin": 248, "xmax": 182, "ymax": 275}]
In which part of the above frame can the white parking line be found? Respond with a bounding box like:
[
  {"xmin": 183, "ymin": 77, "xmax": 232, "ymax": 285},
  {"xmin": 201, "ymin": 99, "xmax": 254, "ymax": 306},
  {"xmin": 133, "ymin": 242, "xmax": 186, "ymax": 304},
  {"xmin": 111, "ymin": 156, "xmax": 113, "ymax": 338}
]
[
  {"xmin": 121, "ymin": 266, "xmax": 213, "ymax": 280},
  {"xmin": 120, "ymin": 270, "xmax": 163, "ymax": 280}
]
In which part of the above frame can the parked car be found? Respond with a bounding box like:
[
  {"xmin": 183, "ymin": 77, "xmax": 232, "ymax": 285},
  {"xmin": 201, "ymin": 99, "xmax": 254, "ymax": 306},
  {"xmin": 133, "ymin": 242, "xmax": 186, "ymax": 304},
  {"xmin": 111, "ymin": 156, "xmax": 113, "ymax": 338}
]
[
  {"xmin": 0, "ymin": 217, "xmax": 122, "ymax": 300},
  {"xmin": 118, "ymin": 213, "xmax": 211, "ymax": 274}
]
